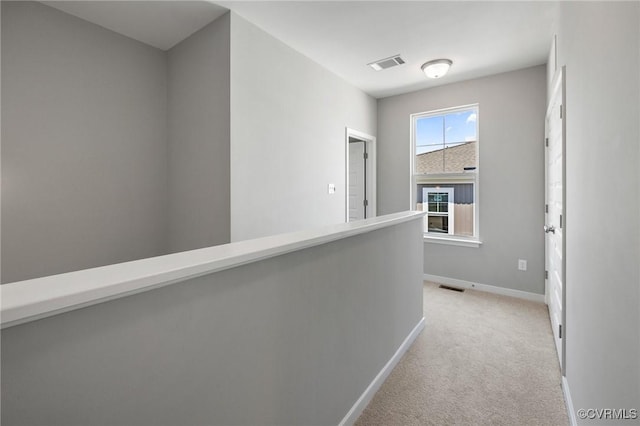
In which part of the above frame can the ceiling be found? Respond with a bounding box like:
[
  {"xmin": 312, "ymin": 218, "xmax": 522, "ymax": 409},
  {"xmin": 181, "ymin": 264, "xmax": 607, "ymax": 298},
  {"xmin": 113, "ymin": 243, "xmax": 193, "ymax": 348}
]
[
  {"xmin": 39, "ymin": 1, "xmax": 559, "ymax": 98},
  {"xmin": 42, "ymin": 1, "xmax": 228, "ymax": 51}
]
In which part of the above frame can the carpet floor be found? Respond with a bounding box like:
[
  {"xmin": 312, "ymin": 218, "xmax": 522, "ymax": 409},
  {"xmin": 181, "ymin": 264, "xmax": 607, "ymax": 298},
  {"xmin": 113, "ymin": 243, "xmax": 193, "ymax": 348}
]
[{"xmin": 355, "ymin": 281, "xmax": 569, "ymax": 426}]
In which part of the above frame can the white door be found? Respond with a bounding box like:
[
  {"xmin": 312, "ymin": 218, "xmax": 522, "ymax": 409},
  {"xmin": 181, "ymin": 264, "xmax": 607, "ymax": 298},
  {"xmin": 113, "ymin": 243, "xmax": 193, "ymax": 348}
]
[
  {"xmin": 348, "ymin": 141, "xmax": 366, "ymax": 221},
  {"xmin": 545, "ymin": 67, "xmax": 565, "ymax": 373}
]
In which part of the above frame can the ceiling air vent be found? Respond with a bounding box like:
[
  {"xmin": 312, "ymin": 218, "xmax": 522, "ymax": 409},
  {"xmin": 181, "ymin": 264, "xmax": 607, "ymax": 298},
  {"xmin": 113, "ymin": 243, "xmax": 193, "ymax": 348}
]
[{"xmin": 368, "ymin": 54, "xmax": 405, "ymax": 71}]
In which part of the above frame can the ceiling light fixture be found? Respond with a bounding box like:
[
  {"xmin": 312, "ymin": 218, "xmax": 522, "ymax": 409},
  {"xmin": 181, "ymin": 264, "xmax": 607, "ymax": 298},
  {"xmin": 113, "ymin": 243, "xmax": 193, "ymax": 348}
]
[{"xmin": 421, "ymin": 59, "xmax": 452, "ymax": 79}]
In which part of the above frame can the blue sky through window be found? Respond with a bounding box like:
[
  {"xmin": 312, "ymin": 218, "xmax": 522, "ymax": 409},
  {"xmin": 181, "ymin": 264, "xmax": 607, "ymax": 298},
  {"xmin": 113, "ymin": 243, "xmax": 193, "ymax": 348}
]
[{"xmin": 416, "ymin": 109, "xmax": 477, "ymax": 154}]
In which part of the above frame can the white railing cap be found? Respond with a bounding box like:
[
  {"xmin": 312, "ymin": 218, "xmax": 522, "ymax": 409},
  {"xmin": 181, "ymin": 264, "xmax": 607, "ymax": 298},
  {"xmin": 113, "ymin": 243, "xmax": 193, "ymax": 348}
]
[{"xmin": 1, "ymin": 211, "xmax": 425, "ymax": 329}]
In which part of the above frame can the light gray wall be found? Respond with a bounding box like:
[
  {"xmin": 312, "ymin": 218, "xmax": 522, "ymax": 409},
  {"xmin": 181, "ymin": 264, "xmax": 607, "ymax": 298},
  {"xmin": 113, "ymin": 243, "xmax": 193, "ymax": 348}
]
[
  {"xmin": 229, "ymin": 13, "xmax": 377, "ymax": 242},
  {"xmin": 1, "ymin": 0, "xmax": 3, "ymax": 285},
  {"xmin": 557, "ymin": 2, "xmax": 640, "ymax": 421},
  {"xmin": 377, "ymin": 66, "xmax": 547, "ymax": 294},
  {"xmin": 1, "ymin": 2, "xmax": 169, "ymax": 283},
  {"xmin": 167, "ymin": 13, "xmax": 231, "ymax": 253},
  {"xmin": 1, "ymin": 218, "xmax": 424, "ymax": 426}
]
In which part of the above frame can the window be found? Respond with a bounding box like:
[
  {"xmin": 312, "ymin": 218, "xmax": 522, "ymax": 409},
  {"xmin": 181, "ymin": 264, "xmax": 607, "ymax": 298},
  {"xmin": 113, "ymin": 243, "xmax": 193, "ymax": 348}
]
[
  {"xmin": 424, "ymin": 187, "xmax": 454, "ymax": 234},
  {"xmin": 411, "ymin": 105, "xmax": 479, "ymax": 244}
]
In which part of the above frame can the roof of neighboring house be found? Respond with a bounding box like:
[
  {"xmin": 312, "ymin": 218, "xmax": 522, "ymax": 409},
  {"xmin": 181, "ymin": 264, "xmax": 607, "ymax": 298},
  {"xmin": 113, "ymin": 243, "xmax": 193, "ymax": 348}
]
[{"xmin": 416, "ymin": 141, "xmax": 476, "ymax": 174}]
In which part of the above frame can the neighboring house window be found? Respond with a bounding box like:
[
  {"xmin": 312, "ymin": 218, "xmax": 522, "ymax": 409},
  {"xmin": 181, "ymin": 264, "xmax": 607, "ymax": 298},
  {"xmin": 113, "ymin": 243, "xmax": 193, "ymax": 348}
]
[
  {"xmin": 423, "ymin": 187, "xmax": 454, "ymax": 234},
  {"xmin": 411, "ymin": 105, "xmax": 479, "ymax": 243}
]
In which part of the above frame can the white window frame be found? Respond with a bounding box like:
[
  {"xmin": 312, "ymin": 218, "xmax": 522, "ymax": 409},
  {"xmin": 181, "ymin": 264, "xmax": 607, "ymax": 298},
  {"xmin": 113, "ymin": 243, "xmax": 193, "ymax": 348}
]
[
  {"xmin": 410, "ymin": 104, "xmax": 481, "ymax": 247},
  {"xmin": 422, "ymin": 187, "xmax": 454, "ymax": 235}
]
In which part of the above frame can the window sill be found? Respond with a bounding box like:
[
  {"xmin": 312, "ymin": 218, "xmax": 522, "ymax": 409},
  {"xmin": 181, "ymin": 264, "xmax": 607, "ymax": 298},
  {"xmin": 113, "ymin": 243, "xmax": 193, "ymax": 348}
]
[{"xmin": 423, "ymin": 235, "xmax": 482, "ymax": 248}]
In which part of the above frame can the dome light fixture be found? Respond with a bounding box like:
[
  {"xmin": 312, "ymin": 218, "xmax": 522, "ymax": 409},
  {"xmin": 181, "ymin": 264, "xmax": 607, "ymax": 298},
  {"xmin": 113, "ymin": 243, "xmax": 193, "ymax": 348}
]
[{"xmin": 421, "ymin": 59, "xmax": 453, "ymax": 79}]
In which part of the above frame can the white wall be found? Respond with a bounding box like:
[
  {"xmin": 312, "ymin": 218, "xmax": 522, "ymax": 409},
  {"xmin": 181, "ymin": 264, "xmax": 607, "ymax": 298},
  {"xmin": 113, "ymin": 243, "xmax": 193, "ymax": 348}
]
[
  {"xmin": 1, "ymin": 4, "xmax": 237, "ymax": 281},
  {"xmin": 1, "ymin": 2, "xmax": 169, "ymax": 283},
  {"xmin": 1, "ymin": 5, "xmax": 377, "ymax": 281},
  {"xmin": 167, "ymin": 13, "xmax": 231, "ymax": 253},
  {"xmin": 229, "ymin": 13, "xmax": 377, "ymax": 242},
  {"xmin": 377, "ymin": 66, "xmax": 547, "ymax": 295},
  {"xmin": 1, "ymin": 0, "xmax": 3, "ymax": 285},
  {"xmin": 557, "ymin": 2, "xmax": 640, "ymax": 420},
  {"xmin": 1, "ymin": 217, "xmax": 424, "ymax": 426}
]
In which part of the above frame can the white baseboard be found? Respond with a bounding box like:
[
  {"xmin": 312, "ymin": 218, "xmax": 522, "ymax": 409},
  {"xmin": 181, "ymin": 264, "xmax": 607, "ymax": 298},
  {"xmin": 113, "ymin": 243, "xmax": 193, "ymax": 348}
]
[
  {"xmin": 339, "ymin": 317, "xmax": 426, "ymax": 426},
  {"xmin": 423, "ymin": 274, "xmax": 545, "ymax": 303},
  {"xmin": 562, "ymin": 376, "xmax": 577, "ymax": 426}
]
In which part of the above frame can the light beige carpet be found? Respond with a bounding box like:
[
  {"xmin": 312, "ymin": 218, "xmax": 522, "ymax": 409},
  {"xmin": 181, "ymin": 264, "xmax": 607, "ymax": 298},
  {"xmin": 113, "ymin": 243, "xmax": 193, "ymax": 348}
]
[{"xmin": 355, "ymin": 281, "xmax": 569, "ymax": 426}]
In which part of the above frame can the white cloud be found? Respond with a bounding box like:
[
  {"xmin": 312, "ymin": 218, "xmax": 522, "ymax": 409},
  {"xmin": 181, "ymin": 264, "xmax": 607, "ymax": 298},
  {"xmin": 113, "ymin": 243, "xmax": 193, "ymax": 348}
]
[
  {"xmin": 446, "ymin": 126, "xmax": 453, "ymax": 132},
  {"xmin": 465, "ymin": 136, "xmax": 476, "ymax": 142},
  {"xmin": 466, "ymin": 113, "xmax": 477, "ymax": 124}
]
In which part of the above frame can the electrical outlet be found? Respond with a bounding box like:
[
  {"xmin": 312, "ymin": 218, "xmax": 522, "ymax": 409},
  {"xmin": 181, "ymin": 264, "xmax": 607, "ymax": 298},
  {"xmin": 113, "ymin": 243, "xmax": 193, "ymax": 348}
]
[
  {"xmin": 327, "ymin": 183, "xmax": 336, "ymax": 194},
  {"xmin": 518, "ymin": 259, "xmax": 527, "ymax": 271}
]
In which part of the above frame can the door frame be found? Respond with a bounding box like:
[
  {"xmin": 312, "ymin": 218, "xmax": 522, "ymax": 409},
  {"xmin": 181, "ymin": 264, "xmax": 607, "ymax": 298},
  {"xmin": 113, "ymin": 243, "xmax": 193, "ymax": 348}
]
[
  {"xmin": 544, "ymin": 66, "xmax": 567, "ymax": 376},
  {"xmin": 345, "ymin": 128, "xmax": 377, "ymax": 222}
]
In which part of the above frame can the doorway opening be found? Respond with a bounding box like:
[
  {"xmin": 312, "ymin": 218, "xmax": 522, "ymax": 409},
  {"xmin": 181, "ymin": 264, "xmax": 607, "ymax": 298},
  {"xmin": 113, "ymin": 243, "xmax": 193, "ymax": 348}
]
[{"xmin": 345, "ymin": 128, "xmax": 376, "ymax": 222}]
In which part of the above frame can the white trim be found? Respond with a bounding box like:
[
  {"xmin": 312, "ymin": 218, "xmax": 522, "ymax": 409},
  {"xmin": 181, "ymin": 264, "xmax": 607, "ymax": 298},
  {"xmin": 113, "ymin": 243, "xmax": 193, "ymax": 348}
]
[
  {"xmin": 545, "ymin": 66, "xmax": 567, "ymax": 375},
  {"xmin": 410, "ymin": 104, "xmax": 480, "ymax": 240},
  {"xmin": 423, "ymin": 235, "xmax": 482, "ymax": 248},
  {"xmin": 0, "ymin": 211, "xmax": 425, "ymax": 329},
  {"xmin": 544, "ymin": 276, "xmax": 550, "ymax": 306},
  {"xmin": 423, "ymin": 274, "xmax": 545, "ymax": 303},
  {"xmin": 345, "ymin": 128, "xmax": 377, "ymax": 222},
  {"xmin": 415, "ymin": 172, "xmax": 476, "ymax": 183},
  {"xmin": 422, "ymin": 187, "xmax": 454, "ymax": 235},
  {"xmin": 339, "ymin": 317, "xmax": 426, "ymax": 426},
  {"xmin": 562, "ymin": 376, "xmax": 577, "ymax": 426}
]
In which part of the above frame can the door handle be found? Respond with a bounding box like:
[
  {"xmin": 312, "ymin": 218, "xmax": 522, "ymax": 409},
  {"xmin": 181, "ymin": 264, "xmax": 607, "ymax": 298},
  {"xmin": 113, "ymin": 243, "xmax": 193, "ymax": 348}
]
[{"xmin": 544, "ymin": 225, "xmax": 556, "ymax": 234}]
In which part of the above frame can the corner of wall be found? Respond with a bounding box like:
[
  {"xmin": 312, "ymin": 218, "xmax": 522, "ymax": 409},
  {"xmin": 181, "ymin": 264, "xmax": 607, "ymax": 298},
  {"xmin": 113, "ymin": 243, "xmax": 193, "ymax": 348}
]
[
  {"xmin": 228, "ymin": 12, "xmax": 376, "ymax": 242},
  {"xmin": 166, "ymin": 12, "xmax": 231, "ymax": 253},
  {"xmin": 378, "ymin": 66, "xmax": 547, "ymax": 295}
]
